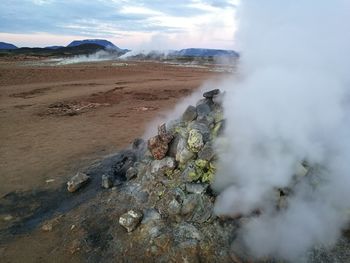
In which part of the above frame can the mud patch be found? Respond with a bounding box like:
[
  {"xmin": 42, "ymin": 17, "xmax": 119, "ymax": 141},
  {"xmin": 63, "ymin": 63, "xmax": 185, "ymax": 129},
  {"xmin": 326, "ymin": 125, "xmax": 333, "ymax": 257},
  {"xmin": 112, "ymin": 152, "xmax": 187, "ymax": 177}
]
[{"xmin": 0, "ymin": 152, "xmax": 127, "ymax": 244}]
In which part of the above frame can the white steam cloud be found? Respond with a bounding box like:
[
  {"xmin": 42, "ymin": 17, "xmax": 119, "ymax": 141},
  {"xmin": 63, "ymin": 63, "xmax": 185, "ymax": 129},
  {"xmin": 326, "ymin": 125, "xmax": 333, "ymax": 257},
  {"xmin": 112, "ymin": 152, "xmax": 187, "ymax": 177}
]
[
  {"xmin": 55, "ymin": 50, "xmax": 121, "ymax": 65},
  {"xmin": 213, "ymin": 0, "xmax": 350, "ymax": 261}
]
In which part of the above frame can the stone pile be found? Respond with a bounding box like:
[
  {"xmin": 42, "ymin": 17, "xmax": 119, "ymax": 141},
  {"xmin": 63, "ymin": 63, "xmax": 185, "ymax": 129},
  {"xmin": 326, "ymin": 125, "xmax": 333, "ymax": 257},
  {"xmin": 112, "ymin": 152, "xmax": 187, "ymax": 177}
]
[{"xmin": 64, "ymin": 88, "xmax": 347, "ymax": 262}]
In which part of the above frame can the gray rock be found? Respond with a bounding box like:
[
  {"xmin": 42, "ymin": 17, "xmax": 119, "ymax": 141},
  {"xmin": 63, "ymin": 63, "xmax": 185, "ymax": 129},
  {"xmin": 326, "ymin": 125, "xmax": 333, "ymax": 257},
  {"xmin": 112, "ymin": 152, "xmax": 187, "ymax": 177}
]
[
  {"xmin": 181, "ymin": 194, "xmax": 213, "ymax": 223},
  {"xmin": 119, "ymin": 209, "xmax": 143, "ymax": 232},
  {"xmin": 198, "ymin": 143, "xmax": 215, "ymax": 161},
  {"xmin": 141, "ymin": 208, "xmax": 161, "ymax": 224},
  {"xmin": 168, "ymin": 199, "xmax": 182, "ymax": 216},
  {"xmin": 182, "ymin": 105, "xmax": 198, "ymax": 122},
  {"xmin": 150, "ymin": 157, "xmax": 176, "ymax": 176},
  {"xmin": 185, "ymin": 183, "xmax": 209, "ymax": 194},
  {"xmin": 175, "ymin": 223, "xmax": 202, "ymax": 241},
  {"xmin": 101, "ymin": 174, "xmax": 114, "ymax": 189},
  {"xmin": 67, "ymin": 172, "xmax": 90, "ymax": 192},
  {"xmin": 126, "ymin": 167, "xmax": 138, "ymax": 180},
  {"xmin": 181, "ymin": 162, "xmax": 199, "ymax": 182},
  {"xmin": 167, "ymin": 135, "xmax": 181, "ymax": 158},
  {"xmin": 196, "ymin": 100, "xmax": 211, "ymax": 118},
  {"xmin": 188, "ymin": 121, "xmax": 211, "ymax": 142},
  {"xmin": 203, "ymin": 89, "xmax": 220, "ymax": 98},
  {"xmin": 181, "ymin": 194, "xmax": 199, "ymax": 215},
  {"xmin": 175, "ymin": 137, "xmax": 195, "ymax": 164}
]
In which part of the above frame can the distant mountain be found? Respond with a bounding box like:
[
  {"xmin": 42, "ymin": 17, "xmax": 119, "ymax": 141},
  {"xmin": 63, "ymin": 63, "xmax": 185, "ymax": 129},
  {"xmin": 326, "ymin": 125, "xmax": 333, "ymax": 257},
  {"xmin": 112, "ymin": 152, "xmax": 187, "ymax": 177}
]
[
  {"xmin": 172, "ymin": 48, "xmax": 239, "ymax": 57},
  {"xmin": 67, "ymin": 39, "xmax": 120, "ymax": 50},
  {"xmin": 0, "ymin": 43, "xmax": 128, "ymax": 58},
  {"xmin": 0, "ymin": 42, "xmax": 18, "ymax": 50},
  {"xmin": 45, "ymin": 45, "xmax": 64, "ymax": 50}
]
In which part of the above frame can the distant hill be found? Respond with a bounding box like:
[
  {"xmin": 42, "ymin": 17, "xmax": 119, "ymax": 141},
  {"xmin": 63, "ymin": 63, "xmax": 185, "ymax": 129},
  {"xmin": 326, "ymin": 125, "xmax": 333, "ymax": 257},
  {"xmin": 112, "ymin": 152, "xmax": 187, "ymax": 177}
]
[
  {"xmin": 171, "ymin": 48, "xmax": 239, "ymax": 57},
  {"xmin": 67, "ymin": 39, "xmax": 120, "ymax": 50},
  {"xmin": 0, "ymin": 42, "xmax": 18, "ymax": 50},
  {"xmin": 45, "ymin": 46, "xmax": 64, "ymax": 50},
  {"xmin": 0, "ymin": 43, "xmax": 129, "ymax": 58}
]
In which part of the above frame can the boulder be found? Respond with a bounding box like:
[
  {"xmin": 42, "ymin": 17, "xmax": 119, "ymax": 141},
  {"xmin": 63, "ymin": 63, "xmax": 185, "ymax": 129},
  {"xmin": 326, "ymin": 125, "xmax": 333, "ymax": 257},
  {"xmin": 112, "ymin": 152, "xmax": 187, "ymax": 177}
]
[
  {"xmin": 182, "ymin": 105, "xmax": 198, "ymax": 122},
  {"xmin": 203, "ymin": 89, "xmax": 220, "ymax": 99},
  {"xmin": 196, "ymin": 100, "xmax": 212, "ymax": 119},
  {"xmin": 67, "ymin": 172, "xmax": 90, "ymax": 192}
]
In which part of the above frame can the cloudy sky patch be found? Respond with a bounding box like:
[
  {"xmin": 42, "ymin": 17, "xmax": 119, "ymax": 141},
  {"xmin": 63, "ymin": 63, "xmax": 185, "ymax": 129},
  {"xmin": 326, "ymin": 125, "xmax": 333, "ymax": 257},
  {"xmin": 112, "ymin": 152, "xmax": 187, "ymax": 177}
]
[{"xmin": 0, "ymin": 0, "xmax": 238, "ymax": 49}]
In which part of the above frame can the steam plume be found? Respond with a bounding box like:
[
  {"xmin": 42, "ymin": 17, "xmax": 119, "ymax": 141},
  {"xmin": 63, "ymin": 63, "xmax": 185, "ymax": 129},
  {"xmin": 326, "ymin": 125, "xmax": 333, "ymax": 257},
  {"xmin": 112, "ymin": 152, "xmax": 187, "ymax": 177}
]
[{"xmin": 213, "ymin": 0, "xmax": 350, "ymax": 261}]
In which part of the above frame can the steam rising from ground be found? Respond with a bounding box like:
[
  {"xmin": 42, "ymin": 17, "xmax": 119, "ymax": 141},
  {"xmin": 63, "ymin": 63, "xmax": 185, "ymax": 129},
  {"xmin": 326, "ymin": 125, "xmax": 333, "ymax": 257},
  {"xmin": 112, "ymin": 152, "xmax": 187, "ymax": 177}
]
[
  {"xmin": 55, "ymin": 50, "xmax": 122, "ymax": 65},
  {"xmin": 213, "ymin": 0, "xmax": 350, "ymax": 261}
]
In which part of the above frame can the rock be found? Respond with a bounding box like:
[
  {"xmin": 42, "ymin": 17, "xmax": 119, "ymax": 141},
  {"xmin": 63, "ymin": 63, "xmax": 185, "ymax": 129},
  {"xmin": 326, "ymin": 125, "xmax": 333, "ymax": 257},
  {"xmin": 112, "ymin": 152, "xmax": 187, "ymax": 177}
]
[
  {"xmin": 212, "ymin": 120, "xmax": 225, "ymax": 137},
  {"xmin": 198, "ymin": 143, "xmax": 215, "ymax": 161},
  {"xmin": 167, "ymin": 135, "xmax": 181, "ymax": 158},
  {"xmin": 182, "ymin": 162, "xmax": 201, "ymax": 182},
  {"xmin": 3, "ymin": 215, "xmax": 13, "ymax": 221},
  {"xmin": 185, "ymin": 183, "xmax": 208, "ymax": 194},
  {"xmin": 181, "ymin": 194, "xmax": 213, "ymax": 223},
  {"xmin": 182, "ymin": 105, "xmax": 198, "ymax": 122},
  {"xmin": 141, "ymin": 208, "xmax": 161, "ymax": 224},
  {"xmin": 113, "ymin": 150, "xmax": 137, "ymax": 179},
  {"xmin": 188, "ymin": 121, "xmax": 211, "ymax": 142},
  {"xmin": 101, "ymin": 174, "xmax": 114, "ymax": 189},
  {"xmin": 175, "ymin": 223, "xmax": 202, "ymax": 241},
  {"xmin": 126, "ymin": 167, "xmax": 138, "ymax": 180},
  {"xmin": 181, "ymin": 194, "xmax": 198, "ymax": 215},
  {"xmin": 196, "ymin": 100, "xmax": 212, "ymax": 119},
  {"xmin": 41, "ymin": 222, "xmax": 53, "ymax": 232},
  {"xmin": 67, "ymin": 172, "xmax": 90, "ymax": 192},
  {"xmin": 150, "ymin": 157, "xmax": 176, "ymax": 176},
  {"xmin": 188, "ymin": 129, "xmax": 204, "ymax": 152},
  {"xmin": 203, "ymin": 89, "xmax": 220, "ymax": 99},
  {"xmin": 168, "ymin": 199, "xmax": 182, "ymax": 216},
  {"xmin": 175, "ymin": 137, "xmax": 195, "ymax": 164},
  {"xmin": 119, "ymin": 209, "xmax": 143, "ymax": 232},
  {"xmin": 148, "ymin": 124, "xmax": 173, "ymax": 160}
]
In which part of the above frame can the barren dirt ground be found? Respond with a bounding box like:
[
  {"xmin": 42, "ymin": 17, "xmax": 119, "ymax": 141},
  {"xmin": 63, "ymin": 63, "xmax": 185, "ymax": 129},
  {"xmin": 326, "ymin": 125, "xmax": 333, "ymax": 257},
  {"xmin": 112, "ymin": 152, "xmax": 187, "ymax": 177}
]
[
  {"xmin": 0, "ymin": 60, "xmax": 221, "ymax": 196},
  {"xmin": 0, "ymin": 59, "xmax": 226, "ymax": 262}
]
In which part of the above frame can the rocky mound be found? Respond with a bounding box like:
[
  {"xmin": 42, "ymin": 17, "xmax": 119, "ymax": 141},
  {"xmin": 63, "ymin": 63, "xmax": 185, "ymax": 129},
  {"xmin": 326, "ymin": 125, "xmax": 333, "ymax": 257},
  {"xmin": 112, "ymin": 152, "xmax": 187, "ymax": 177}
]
[{"xmin": 64, "ymin": 89, "xmax": 350, "ymax": 262}]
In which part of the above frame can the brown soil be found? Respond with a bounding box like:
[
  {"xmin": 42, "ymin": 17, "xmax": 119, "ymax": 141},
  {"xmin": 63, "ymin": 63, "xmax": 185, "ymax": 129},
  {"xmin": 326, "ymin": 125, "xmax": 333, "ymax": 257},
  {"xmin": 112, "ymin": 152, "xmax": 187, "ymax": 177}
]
[
  {"xmin": 0, "ymin": 59, "xmax": 221, "ymax": 197},
  {"xmin": 0, "ymin": 58, "xmax": 226, "ymax": 262}
]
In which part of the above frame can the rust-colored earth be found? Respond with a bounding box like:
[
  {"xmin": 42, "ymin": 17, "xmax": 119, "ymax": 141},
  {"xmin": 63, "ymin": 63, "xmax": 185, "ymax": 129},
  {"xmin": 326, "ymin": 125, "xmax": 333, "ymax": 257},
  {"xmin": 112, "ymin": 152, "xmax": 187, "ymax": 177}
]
[
  {"xmin": 0, "ymin": 59, "xmax": 224, "ymax": 196},
  {"xmin": 0, "ymin": 58, "xmax": 227, "ymax": 262}
]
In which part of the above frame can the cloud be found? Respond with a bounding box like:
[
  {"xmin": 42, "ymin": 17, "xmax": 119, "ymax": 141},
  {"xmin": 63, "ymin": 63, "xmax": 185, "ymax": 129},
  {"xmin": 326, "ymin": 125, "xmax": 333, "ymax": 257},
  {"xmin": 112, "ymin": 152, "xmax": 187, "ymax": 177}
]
[{"xmin": 0, "ymin": 0, "xmax": 237, "ymax": 48}]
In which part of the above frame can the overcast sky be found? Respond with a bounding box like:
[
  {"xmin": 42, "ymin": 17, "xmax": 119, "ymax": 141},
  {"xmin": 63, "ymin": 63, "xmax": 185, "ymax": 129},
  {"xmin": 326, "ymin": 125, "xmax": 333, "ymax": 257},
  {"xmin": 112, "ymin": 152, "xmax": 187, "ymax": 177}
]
[{"xmin": 0, "ymin": 0, "xmax": 238, "ymax": 49}]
